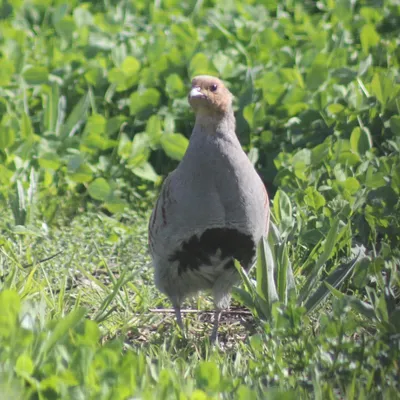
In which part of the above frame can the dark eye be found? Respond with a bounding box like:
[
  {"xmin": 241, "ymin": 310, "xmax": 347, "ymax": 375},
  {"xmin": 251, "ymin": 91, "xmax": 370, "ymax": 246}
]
[{"xmin": 210, "ymin": 84, "xmax": 218, "ymax": 92}]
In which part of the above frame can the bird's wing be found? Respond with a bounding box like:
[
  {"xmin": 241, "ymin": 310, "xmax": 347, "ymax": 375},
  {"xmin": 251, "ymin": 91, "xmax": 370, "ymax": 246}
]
[{"xmin": 148, "ymin": 171, "xmax": 176, "ymax": 253}]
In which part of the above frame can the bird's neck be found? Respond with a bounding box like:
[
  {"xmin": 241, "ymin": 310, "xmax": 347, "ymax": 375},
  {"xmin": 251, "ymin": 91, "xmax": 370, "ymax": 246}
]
[{"xmin": 193, "ymin": 108, "xmax": 236, "ymax": 139}]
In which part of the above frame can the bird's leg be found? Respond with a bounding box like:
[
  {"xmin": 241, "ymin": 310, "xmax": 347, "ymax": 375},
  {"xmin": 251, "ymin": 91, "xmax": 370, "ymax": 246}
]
[
  {"xmin": 210, "ymin": 309, "xmax": 222, "ymax": 343},
  {"xmin": 174, "ymin": 305, "xmax": 185, "ymax": 337}
]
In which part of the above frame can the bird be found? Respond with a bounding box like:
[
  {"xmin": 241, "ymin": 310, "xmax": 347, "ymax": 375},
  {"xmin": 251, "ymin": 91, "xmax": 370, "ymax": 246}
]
[{"xmin": 148, "ymin": 75, "xmax": 270, "ymax": 342}]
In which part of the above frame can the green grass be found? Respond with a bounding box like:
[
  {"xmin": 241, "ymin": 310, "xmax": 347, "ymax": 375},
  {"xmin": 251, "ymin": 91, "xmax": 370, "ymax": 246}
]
[
  {"xmin": 1, "ymin": 211, "xmax": 399, "ymax": 399},
  {"xmin": 0, "ymin": 0, "xmax": 399, "ymax": 398}
]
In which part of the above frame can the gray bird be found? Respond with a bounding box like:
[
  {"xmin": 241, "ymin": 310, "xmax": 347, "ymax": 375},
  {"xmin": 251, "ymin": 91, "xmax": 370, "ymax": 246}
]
[{"xmin": 148, "ymin": 75, "xmax": 270, "ymax": 341}]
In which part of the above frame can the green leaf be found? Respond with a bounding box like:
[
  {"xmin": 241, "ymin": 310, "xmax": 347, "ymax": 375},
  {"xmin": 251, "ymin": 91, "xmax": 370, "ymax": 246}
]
[
  {"xmin": 104, "ymin": 197, "xmax": 128, "ymax": 213},
  {"xmin": 22, "ymin": 66, "xmax": 49, "ymax": 85},
  {"xmin": 128, "ymin": 132, "xmax": 151, "ymax": 167},
  {"xmin": 145, "ymin": 115, "xmax": 162, "ymax": 143},
  {"xmin": 20, "ymin": 112, "xmax": 34, "ymax": 138},
  {"xmin": 370, "ymin": 72, "xmax": 393, "ymax": 108},
  {"xmin": 389, "ymin": 115, "xmax": 400, "ymax": 137},
  {"xmin": 130, "ymin": 88, "xmax": 160, "ymax": 116},
  {"xmin": 55, "ymin": 16, "xmax": 76, "ymax": 42},
  {"xmin": 15, "ymin": 354, "xmax": 34, "ymax": 377},
  {"xmin": 350, "ymin": 127, "xmax": 372, "ymax": 155},
  {"xmin": 87, "ymin": 178, "xmax": 111, "ymax": 201},
  {"xmin": 304, "ymin": 187, "xmax": 326, "ymax": 211},
  {"xmin": 38, "ymin": 153, "xmax": 62, "ymax": 170},
  {"xmin": 365, "ymin": 169, "xmax": 386, "ymax": 188},
  {"xmin": 273, "ymin": 189, "xmax": 293, "ymax": 230},
  {"xmin": 327, "ymin": 103, "xmax": 345, "ymax": 114},
  {"xmin": 256, "ymin": 237, "xmax": 278, "ymax": 317},
  {"xmin": 340, "ymin": 177, "xmax": 361, "ymax": 195},
  {"xmin": 131, "ymin": 162, "xmax": 159, "ymax": 182},
  {"xmin": 0, "ymin": 57, "xmax": 15, "ymax": 86},
  {"xmin": 304, "ymin": 254, "xmax": 361, "ymax": 315},
  {"xmin": 121, "ymin": 56, "xmax": 140, "ymax": 76},
  {"xmin": 40, "ymin": 307, "xmax": 87, "ymax": 356},
  {"xmin": 360, "ymin": 24, "xmax": 380, "ymax": 54},
  {"xmin": 68, "ymin": 164, "xmax": 93, "ymax": 183},
  {"xmin": 298, "ymin": 218, "xmax": 342, "ymax": 305},
  {"xmin": 165, "ymin": 73, "xmax": 186, "ymax": 98},
  {"xmin": 327, "ymin": 282, "xmax": 377, "ymax": 321},
  {"xmin": 60, "ymin": 93, "xmax": 90, "ymax": 138},
  {"xmin": 160, "ymin": 133, "xmax": 189, "ymax": 161},
  {"xmin": 331, "ymin": 68, "xmax": 357, "ymax": 85},
  {"xmin": 109, "ymin": 56, "xmax": 141, "ymax": 91},
  {"xmin": 196, "ymin": 361, "xmax": 220, "ymax": 391},
  {"xmin": 0, "ymin": 125, "xmax": 15, "ymax": 149},
  {"xmin": 306, "ymin": 56, "xmax": 328, "ymax": 90},
  {"xmin": 189, "ymin": 53, "xmax": 217, "ymax": 78},
  {"xmin": 0, "ymin": 290, "xmax": 21, "ymax": 337},
  {"xmin": 243, "ymin": 103, "xmax": 265, "ymax": 132}
]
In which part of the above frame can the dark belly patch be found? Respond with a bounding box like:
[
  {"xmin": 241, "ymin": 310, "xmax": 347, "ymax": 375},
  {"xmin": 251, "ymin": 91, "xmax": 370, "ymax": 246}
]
[{"xmin": 168, "ymin": 228, "xmax": 256, "ymax": 276}]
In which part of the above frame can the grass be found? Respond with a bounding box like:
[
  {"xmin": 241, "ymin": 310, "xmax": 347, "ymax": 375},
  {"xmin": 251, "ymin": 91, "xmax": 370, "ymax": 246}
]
[{"xmin": 0, "ymin": 208, "xmax": 399, "ymax": 399}]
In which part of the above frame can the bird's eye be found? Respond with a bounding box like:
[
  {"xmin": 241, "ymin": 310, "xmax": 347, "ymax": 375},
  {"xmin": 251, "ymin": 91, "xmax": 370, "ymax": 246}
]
[{"xmin": 210, "ymin": 84, "xmax": 218, "ymax": 92}]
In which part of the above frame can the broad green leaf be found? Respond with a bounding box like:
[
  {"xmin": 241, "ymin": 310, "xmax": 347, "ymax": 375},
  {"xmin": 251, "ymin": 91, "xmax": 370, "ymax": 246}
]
[
  {"xmin": 273, "ymin": 189, "xmax": 292, "ymax": 230},
  {"xmin": 304, "ymin": 187, "xmax": 326, "ymax": 211},
  {"xmin": 121, "ymin": 56, "xmax": 140, "ymax": 76},
  {"xmin": 196, "ymin": 361, "xmax": 220, "ymax": 391},
  {"xmin": 311, "ymin": 141, "xmax": 330, "ymax": 165},
  {"xmin": 128, "ymin": 132, "xmax": 151, "ymax": 167},
  {"xmin": 327, "ymin": 103, "xmax": 345, "ymax": 114},
  {"xmin": 68, "ymin": 164, "xmax": 93, "ymax": 182},
  {"xmin": 0, "ymin": 58, "xmax": 15, "ymax": 86},
  {"xmin": 370, "ymin": 72, "xmax": 393, "ymax": 108},
  {"xmin": 189, "ymin": 53, "xmax": 217, "ymax": 78},
  {"xmin": 360, "ymin": 24, "xmax": 380, "ymax": 54},
  {"xmin": 350, "ymin": 127, "xmax": 372, "ymax": 155},
  {"xmin": 38, "ymin": 153, "xmax": 62, "ymax": 170},
  {"xmin": 0, "ymin": 125, "xmax": 15, "ymax": 149},
  {"xmin": 145, "ymin": 115, "xmax": 162, "ymax": 143},
  {"xmin": 0, "ymin": 290, "xmax": 21, "ymax": 336},
  {"xmin": 130, "ymin": 88, "xmax": 160, "ymax": 116},
  {"xmin": 160, "ymin": 133, "xmax": 189, "ymax": 160},
  {"xmin": 15, "ymin": 354, "xmax": 34, "ymax": 377},
  {"xmin": 389, "ymin": 115, "xmax": 400, "ymax": 136},
  {"xmin": 55, "ymin": 16, "xmax": 76, "ymax": 41},
  {"xmin": 105, "ymin": 198, "xmax": 128, "ymax": 213},
  {"xmin": 22, "ymin": 66, "xmax": 49, "ymax": 84},
  {"xmin": 87, "ymin": 178, "xmax": 111, "ymax": 201},
  {"xmin": 109, "ymin": 56, "xmax": 140, "ymax": 91},
  {"xmin": 338, "ymin": 177, "xmax": 361, "ymax": 195},
  {"xmin": 331, "ymin": 68, "xmax": 357, "ymax": 85},
  {"xmin": 131, "ymin": 162, "xmax": 159, "ymax": 182},
  {"xmin": 306, "ymin": 56, "xmax": 328, "ymax": 90},
  {"xmin": 243, "ymin": 103, "xmax": 265, "ymax": 131},
  {"xmin": 365, "ymin": 168, "xmax": 386, "ymax": 188},
  {"xmin": 165, "ymin": 73, "xmax": 186, "ymax": 98}
]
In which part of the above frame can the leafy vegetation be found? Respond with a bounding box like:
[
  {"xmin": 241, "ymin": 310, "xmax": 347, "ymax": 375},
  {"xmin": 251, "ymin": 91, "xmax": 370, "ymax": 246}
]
[{"xmin": 0, "ymin": 0, "xmax": 399, "ymax": 398}]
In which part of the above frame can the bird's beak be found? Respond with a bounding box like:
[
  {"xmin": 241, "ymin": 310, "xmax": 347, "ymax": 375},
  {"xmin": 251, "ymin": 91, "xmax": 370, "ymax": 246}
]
[{"xmin": 189, "ymin": 86, "xmax": 206, "ymax": 99}]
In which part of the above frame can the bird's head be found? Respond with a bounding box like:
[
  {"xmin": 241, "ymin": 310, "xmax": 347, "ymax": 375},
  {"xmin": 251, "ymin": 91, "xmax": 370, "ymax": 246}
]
[{"xmin": 188, "ymin": 75, "xmax": 233, "ymax": 115}]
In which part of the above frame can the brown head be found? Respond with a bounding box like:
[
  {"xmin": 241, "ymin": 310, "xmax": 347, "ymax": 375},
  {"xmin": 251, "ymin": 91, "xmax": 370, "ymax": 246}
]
[{"xmin": 188, "ymin": 75, "xmax": 233, "ymax": 115}]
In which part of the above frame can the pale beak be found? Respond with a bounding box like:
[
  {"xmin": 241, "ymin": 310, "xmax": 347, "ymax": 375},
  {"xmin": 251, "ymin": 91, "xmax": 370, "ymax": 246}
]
[{"xmin": 189, "ymin": 86, "xmax": 206, "ymax": 99}]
